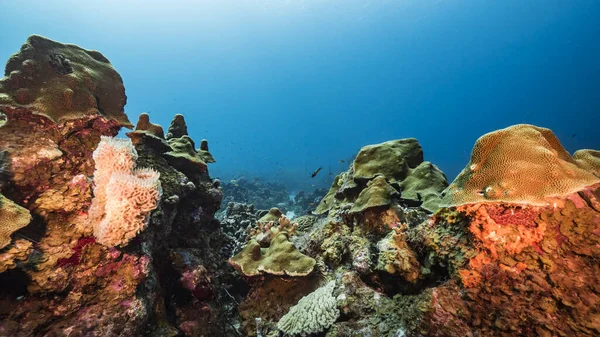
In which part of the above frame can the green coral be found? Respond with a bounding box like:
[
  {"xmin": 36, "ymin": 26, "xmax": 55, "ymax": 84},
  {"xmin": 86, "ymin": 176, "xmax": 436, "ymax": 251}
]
[
  {"xmin": 229, "ymin": 233, "xmax": 316, "ymax": 277},
  {"xmin": 315, "ymin": 138, "xmax": 447, "ymax": 215},
  {"xmin": 164, "ymin": 136, "xmax": 208, "ymax": 173},
  {"xmin": 350, "ymin": 176, "xmax": 399, "ymax": 213},
  {"xmin": 277, "ymin": 280, "xmax": 340, "ymax": 336},
  {"xmin": 258, "ymin": 207, "xmax": 283, "ymax": 223},
  {"xmin": 399, "ymin": 161, "xmax": 448, "ymax": 212},
  {"xmin": 353, "ymin": 138, "xmax": 423, "ymax": 182}
]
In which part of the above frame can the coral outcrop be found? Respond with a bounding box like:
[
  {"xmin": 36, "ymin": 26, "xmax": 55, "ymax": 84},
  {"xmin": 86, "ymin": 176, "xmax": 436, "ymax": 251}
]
[
  {"xmin": 316, "ymin": 138, "xmax": 448, "ymax": 214},
  {"xmin": 235, "ymin": 125, "xmax": 599, "ymax": 337}
]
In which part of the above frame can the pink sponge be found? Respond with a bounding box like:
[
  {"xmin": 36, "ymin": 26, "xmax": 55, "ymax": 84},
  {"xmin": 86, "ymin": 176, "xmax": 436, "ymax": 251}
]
[{"xmin": 90, "ymin": 137, "xmax": 161, "ymax": 247}]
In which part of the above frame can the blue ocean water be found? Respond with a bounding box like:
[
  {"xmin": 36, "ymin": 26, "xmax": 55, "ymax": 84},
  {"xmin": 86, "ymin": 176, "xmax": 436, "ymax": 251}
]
[{"xmin": 1, "ymin": 0, "xmax": 598, "ymax": 192}]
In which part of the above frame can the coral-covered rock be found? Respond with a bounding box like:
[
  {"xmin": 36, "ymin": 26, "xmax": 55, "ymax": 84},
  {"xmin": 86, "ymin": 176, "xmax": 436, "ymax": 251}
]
[
  {"xmin": 442, "ymin": 124, "xmax": 600, "ymax": 207},
  {"xmin": 238, "ymin": 275, "xmax": 321, "ymax": 337},
  {"xmin": 126, "ymin": 113, "xmax": 171, "ymax": 152},
  {"xmin": 399, "ymin": 161, "xmax": 449, "ymax": 212}
]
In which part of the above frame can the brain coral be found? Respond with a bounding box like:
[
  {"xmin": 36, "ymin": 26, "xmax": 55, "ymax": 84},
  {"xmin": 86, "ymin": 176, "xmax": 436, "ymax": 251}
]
[
  {"xmin": 573, "ymin": 149, "xmax": 600, "ymax": 177},
  {"xmin": 277, "ymin": 280, "xmax": 340, "ymax": 336},
  {"xmin": 442, "ymin": 124, "xmax": 600, "ymax": 206},
  {"xmin": 0, "ymin": 193, "xmax": 32, "ymax": 249},
  {"xmin": 0, "ymin": 35, "xmax": 131, "ymax": 127}
]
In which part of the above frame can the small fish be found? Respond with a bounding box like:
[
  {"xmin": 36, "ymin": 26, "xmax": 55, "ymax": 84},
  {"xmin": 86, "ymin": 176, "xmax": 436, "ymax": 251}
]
[
  {"xmin": 339, "ymin": 159, "xmax": 345, "ymax": 163},
  {"xmin": 571, "ymin": 133, "xmax": 576, "ymax": 138},
  {"xmin": 310, "ymin": 167, "xmax": 323, "ymax": 178}
]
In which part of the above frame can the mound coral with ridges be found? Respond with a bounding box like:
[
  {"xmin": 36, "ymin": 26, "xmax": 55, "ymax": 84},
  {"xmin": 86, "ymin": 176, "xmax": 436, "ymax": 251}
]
[{"xmin": 442, "ymin": 124, "xmax": 600, "ymax": 207}]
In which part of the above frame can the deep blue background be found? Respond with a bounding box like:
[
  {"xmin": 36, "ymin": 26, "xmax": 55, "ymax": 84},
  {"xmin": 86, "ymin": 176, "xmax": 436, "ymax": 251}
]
[{"xmin": 1, "ymin": 0, "xmax": 598, "ymax": 192}]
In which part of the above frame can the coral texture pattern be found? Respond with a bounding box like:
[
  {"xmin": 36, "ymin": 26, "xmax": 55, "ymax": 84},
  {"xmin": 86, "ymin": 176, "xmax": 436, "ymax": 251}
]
[
  {"xmin": 277, "ymin": 281, "xmax": 340, "ymax": 336},
  {"xmin": 442, "ymin": 124, "xmax": 600, "ymax": 206},
  {"xmin": 90, "ymin": 136, "xmax": 162, "ymax": 247}
]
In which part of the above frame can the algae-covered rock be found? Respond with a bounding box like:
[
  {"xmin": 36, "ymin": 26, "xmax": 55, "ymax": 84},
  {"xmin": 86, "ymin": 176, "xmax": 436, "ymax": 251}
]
[
  {"xmin": 229, "ymin": 233, "xmax": 316, "ymax": 277},
  {"xmin": 399, "ymin": 161, "xmax": 448, "ymax": 212},
  {"xmin": 0, "ymin": 35, "xmax": 131, "ymax": 127},
  {"xmin": 376, "ymin": 226, "xmax": 421, "ymax": 283},
  {"xmin": 350, "ymin": 176, "xmax": 399, "ymax": 213},
  {"xmin": 353, "ymin": 138, "xmax": 423, "ymax": 182}
]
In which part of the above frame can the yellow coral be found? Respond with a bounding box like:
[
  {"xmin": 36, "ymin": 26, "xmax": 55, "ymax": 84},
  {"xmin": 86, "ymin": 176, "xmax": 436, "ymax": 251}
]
[
  {"xmin": 0, "ymin": 239, "xmax": 33, "ymax": 272},
  {"xmin": 442, "ymin": 124, "xmax": 599, "ymax": 206},
  {"xmin": 0, "ymin": 194, "xmax": 32, "ymax": 249},
  {"xmin": 573, "ymin": 149, "xmax": 600, "ymax": 177}
]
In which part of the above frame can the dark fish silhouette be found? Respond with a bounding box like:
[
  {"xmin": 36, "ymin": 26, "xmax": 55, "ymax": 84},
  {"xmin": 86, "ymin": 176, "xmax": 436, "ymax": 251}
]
[
  {"xmin": 339, "ymin": 159, "xmax": 345, "ymax": 163},
  {"xmin": 310, "ymin": 167, "xmax": 323, "ymax": 178}
]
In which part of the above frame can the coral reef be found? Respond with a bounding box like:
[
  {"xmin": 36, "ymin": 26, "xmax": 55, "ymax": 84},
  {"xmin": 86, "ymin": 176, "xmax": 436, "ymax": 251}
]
[
  {"xmin": 0, "ymin": 36, "xmax": 235, "ymax": 337},
  {"xmin": 234, "ymin": 125, "xmax": 600, "ymax": 337},
  {"xmin": 2, "ymin": 35, "xmax": 599, "ymax": 337}
]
